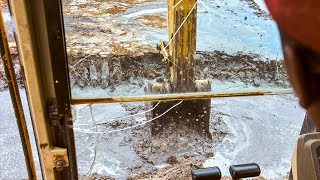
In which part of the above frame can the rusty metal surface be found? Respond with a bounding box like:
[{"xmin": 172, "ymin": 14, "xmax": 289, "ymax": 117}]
[{"xmin": 0, "ymin": 7, "xmax": 37, "ymax": 180}]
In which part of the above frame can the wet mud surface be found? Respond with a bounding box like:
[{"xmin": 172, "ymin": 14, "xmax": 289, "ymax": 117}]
[{"xmin": 74, "ymin": 100, "xmax": 228, "ymax": 179}]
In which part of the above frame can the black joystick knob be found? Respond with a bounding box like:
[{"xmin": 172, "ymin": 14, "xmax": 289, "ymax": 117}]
[
  {"xmin": 229, "ymin": 163, "xmax": 261, "ymax": 179},
  {"xmin": 191, "ymin": 167, "xmax": 221, "ymax": 180}
]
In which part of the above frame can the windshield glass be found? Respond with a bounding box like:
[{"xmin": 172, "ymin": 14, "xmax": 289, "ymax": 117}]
[
  {"xmin": 63, "ymin": 0, "xmax": 288, "ymax": 99},
  {"xmin": 61, "ymin": 0, "xmax": 302, "ymax": 179}
]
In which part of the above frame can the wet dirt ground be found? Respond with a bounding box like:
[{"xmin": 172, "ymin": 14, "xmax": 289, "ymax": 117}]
[
  {"xmin": 71, "ymin": 93, "xmax": 303, "ymax": 180},
  {"xmin": 1, "ymin": 90, "xmax": 301, "ymax": 179}
]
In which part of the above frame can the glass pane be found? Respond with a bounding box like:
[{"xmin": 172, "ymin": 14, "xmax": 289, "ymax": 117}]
[
  {"xmin": 0, "ymin": 90, "xmax": 42, "ymax": 179},
  {"xmin": 0, "ymin": 5, "xmax": 42, "ymax": 179},
  {"xmin": 63, "ymin": 0, "xmax": 290, "ymax": 99},
  {"xmin": 73, "ymin": 95, "xmax": 304, "ymax": 179}
]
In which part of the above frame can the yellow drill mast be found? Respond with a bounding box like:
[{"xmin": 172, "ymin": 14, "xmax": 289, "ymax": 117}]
[
  {"xmin": 158, "ymin": 0, "xmax": 198, "ymax": 92},
  {"xmin": 150, "ymin": 0, "xmax": 211, "ymax": 138},
  {"xmin": 168, "ymin": 0, "xmax": 197, "ymax": 92}
]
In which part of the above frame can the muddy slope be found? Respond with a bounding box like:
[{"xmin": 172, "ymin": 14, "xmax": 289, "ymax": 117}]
[
  {"xmin": 69, "ymin": 50, "xmax": 289, "ymax": 90},
  {"xmin": 0, "ymin": 49, "xmax": 289, "ymax": 92}
]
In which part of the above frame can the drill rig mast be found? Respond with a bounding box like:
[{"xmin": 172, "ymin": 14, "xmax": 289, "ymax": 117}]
[{"xmin": 146, "ymin": 0, "xmax": 212, "ymax": 138}]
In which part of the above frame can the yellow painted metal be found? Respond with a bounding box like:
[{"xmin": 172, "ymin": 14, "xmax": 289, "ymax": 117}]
[
  {"xmin": 157, "ymin": 41, "xmax": 170, "ymax": 64},
  {"xmin": 51, "ymin": 147, "xmax": 70, "ymax": 170},
  {"xmin": 9, "ymin": 0, "xmax": 68, "ymax": 179},
  {"xmin": 71, "ymin": 89, "xmax": 294, "ymax": 104},
  {"xmin": 168, "ymin": 0, "xmax": 197, "ymax": 92},
  {"xmin": 0, "ymin": 7, "xmax": 37, "ymax": 180}
]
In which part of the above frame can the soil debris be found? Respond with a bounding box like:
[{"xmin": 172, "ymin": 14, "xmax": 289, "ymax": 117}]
[
  {"xmin": 64, "ymin": 2, "xmax": 128, "ymax": 15},
  {"xmin": 135, "ymin": 14, "xmax": 167, "ymax": 29},
  {"xmin": 127, "ymin": 157, "xmax": 202, "ymax": 180},
  {"xmin": 166, "ymin": 155, "xmax": 178, "ymax": 165},
  {"xmin": 1, "ymin": 49, "xmax": 288, "ymax": 92},
  {"xmin": 68, "ymin": 50, "xmax": 288, "ymax": 93},
  {"xmin": 195, "ymin": 51, "xmax": 288, "ymax": 87},
  {"xmin": 121, "ymin": 103, "xmax": 145, "ymax": 114},
  {"xmin": 80, "ymin": 172, "xmax": 115, "ymax": 180},
  {"xmin": 63, "ymin": 0, "xmax": 157, "ymax": 15},
  {"xmin": 244, "ymin": 0, "xmax": 271, "ymax": 19}
]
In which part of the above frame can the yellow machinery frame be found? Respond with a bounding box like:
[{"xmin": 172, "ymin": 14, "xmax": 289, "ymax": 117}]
[
  {"xmin": 9, "ymin": 0, "xmax": 75, "ymax": 179},
  {"xmin": 0, "ymin": 6, "xmax": 37, "ymax": 179}
]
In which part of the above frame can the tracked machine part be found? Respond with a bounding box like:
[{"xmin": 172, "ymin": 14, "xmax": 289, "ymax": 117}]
[{"xmin": 146, "ymin": 0, "xmax": 212, "ymax": 138}]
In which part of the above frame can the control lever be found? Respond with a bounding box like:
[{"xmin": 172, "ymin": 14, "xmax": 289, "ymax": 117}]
[
  {"xmin": 191, "ymin": 167, "xmax": 221, "ymax": 180},
  {"xmin": 229, "ymin": 163, "xmax": 261, "ymax": 180}
]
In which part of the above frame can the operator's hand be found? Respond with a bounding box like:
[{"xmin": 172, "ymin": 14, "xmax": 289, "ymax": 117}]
[{"xmin": 283, "ymin": 41, "xmax": 320, "ymax": 128}]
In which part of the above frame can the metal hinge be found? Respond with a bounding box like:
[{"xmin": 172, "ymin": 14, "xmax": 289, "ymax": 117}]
[{"xmin": 45, "ymin": 99, "xmax": 70, "ymax": 172}]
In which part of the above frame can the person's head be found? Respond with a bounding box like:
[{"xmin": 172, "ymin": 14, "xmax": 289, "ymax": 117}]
[{"xmin": 265, "ymin": 0, "xmax": 320, "ymax": 127}]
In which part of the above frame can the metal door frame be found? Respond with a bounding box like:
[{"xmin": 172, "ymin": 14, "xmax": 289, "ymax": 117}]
[{"xmin": 9, "ymin": 0, "xmax": 77, "ymax": 179}]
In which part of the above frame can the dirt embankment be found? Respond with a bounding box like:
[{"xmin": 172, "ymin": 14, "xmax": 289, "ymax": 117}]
[
  {"xmin": 0, "ymin": 49, "xmax": 289, "ymax": 92},
  {"xmin": 68, "ymin": 52, "xmax": 164, "ymax": 89},
  {"xmin": 69, "ymin": 50, "xmax": 288, "ymax": 91},
  {"xmin": 196, "ymin": 51, "xmax": 288, "ymax": 87}
]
